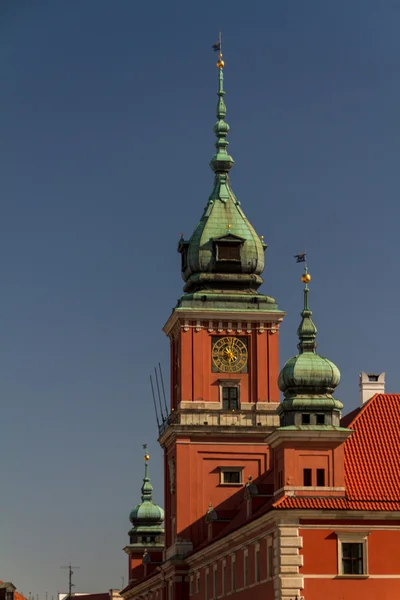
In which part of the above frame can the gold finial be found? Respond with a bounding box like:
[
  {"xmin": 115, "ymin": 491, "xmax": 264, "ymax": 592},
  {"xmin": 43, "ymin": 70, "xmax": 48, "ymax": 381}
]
[
  {"xmin": 227, "ymin": 223, "xmax": 231, "ymax": 229},
  {"xmin": 301, "ymin": 266, "xmax": 311, "ymax": 284},
  {"xmin": 217, "ymin": 57, "xmax": 225, "ymax": 69},
  {"xmin": 260, "ymin": 235, "xmax": 264, "ymax": 240},
  {"xmin": 143, "ymin": 443, "xmax": 150, "ymax": 461}
]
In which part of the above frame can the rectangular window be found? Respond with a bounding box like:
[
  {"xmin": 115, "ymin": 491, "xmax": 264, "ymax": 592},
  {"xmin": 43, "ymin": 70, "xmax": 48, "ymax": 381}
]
[
  {"xmin": 278, "ymin": 470, "xmax": 283, "ymax": 489},
  {"xmin": 222, "ymin": 386, "xmax": 238, "ymax": 410},
  {"xmin": 303, "ymin": 468, "xmax": 312, "ymax": 486},
  {"xmin": 221, "ymin": 468, "xmax": 243, "ymax": 485},
  {"xmin": 231, "ymin": 555, "xmax": 236, "ymax": 592},
  {"xmin": 316, "ymin": 413, "xmax": 325, "ymax": 425},
  {"xmin": 267, "ymin": 536, "xmax": 273, "ymax": 578},
  {"xmin": 342, "ymin": 543, "xmax": 364, "ymax": 575},
  {"xmin": 316, "ymin": 468, "xmax": 325, "ymax": 486},
  {"xmin": 255, "ymin": 547, "xmax": 260, "ymax": 582},
  {"xmin": 217, "ymin": 243, "xmax": 241, "ymax": 262},
  {"xmin": 337, "ymin": 532, "xmax": 369, "ymax": 576},
  {"xmin": 301, "ymin": 413, "xmax": 311, "ymax": 425},
  {"xmin": 244, "ymin": 550, "xmax": 249, "ymax": 586}
]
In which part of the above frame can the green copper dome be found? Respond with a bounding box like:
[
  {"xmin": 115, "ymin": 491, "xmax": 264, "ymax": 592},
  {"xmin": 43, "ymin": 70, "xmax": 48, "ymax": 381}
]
[
  {"xmin": 278, "ymin": 270, "xmax": 343, "ymax": 427},
  {"xmin": 128, "ymin": 450, "xmax": 164, "ymax": 536},
  {"xmin": 178, "ymin": 65, "xmax": 267, "ymax": 294}
]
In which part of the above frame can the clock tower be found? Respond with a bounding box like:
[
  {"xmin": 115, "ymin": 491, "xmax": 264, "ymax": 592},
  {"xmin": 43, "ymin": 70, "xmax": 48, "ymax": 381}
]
[{"xmin": 159, "ymin": 52, "xmax": 284, "ymax": 558}]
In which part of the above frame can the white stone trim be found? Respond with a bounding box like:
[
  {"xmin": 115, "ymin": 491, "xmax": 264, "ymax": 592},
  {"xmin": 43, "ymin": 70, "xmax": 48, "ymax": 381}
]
[
  {"xmin": 274, "ymin": 522, "xmax": 304, "ymax": 600},
  {"xmin": 336, "ymin": 531, "xmax": 370, "ymax": 576}
]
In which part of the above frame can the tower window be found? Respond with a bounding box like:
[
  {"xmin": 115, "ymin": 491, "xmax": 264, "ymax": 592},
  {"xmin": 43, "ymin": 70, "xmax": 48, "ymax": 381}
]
[
  {"xmin": 216, "ymin": 243, "xmax": 241, "ymax": 262},
  {"xmin": 222, "ymin": 386, "xmax": 239, "ymax": 410},
  {"xmin": 302, "ymin": 414, "xmax": 311, "ymax": 425},
  {"xmin": 316, "ymin": 413, "xmax": 325, "ymax": 425},
  {"xmin": 303, "ymin": 468, "xmax": 312, "ymax": 486},
  {"xmin": 316, "ymin": 469, "xmax": 325, "ymax": 486},
  {"xmin": 220, "ymin": 467, "xmax": 243, "ymax": 485}
]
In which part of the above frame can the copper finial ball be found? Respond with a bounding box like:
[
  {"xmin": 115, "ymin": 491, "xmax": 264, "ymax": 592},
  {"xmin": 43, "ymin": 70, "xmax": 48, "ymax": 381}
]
[{"xmin": 301, "ymin": 273, "xmax": 311, "ymax": 283}]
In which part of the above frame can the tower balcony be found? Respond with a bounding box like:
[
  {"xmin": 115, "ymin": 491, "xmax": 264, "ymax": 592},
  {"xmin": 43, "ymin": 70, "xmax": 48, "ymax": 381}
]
[{"xmin": 158, "ymin": 403, "xmax": 280, "ymax": 440}]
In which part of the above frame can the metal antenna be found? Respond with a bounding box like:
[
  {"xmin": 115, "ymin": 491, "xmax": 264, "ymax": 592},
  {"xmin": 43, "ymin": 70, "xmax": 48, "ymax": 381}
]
[
  {"xmin": 121, "ymin": 577, "xmax": 125, "ymax": 590},
  {"xmin": 150, "ymin": 375, "xmax": 161, "ymax": 428},
  {"xmin": 61, "ymin": 563, "xmax": 80, "ymax": 599},
  {"xmin": 158, "ymin": 363, "xmax": 169, "ymax": 415},
  {"xmin": 154, "ymin": 367, "xmax": 166, "ymax": 421}
]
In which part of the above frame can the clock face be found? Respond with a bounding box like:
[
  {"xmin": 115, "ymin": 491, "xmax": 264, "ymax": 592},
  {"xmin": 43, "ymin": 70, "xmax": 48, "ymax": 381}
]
[{"xmin": 212, "ymin": 336, "xmax": 248, "ymax": 373}]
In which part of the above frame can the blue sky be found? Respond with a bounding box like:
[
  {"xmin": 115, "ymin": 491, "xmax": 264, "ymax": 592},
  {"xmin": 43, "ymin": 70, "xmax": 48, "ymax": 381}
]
[{"xmin": 1, "ymin": 0, "xmax": 400, "ymax": 595}]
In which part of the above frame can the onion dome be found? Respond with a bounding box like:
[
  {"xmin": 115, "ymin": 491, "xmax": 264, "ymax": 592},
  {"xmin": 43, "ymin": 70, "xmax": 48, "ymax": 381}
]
[
  {"xmin": 128, "ymin": 447, "xmax": 164, "ymax": 543},
  {"xmin": 278, "ymin": 268, "xmax": 343, "ymax": 427},
  {"xmin": 178, "ymin": 56, "xmax": 267, "ymax": 295}
]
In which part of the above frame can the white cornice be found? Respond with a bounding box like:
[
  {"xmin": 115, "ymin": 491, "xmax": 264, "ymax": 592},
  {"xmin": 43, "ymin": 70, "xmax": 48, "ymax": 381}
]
[
  {"xmin": 163, "ymin": 309, "xmax": 285, "ymax": 336},
  {"xmin": 265, "ymin": 428, "xmax": 352, "ymax": 448}
]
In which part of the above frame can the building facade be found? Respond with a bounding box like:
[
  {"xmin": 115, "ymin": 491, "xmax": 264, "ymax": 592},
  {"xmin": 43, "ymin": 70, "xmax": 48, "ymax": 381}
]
[{"xmin": 121, "ymin": 50, "xmax": 400, "ymax": 600}]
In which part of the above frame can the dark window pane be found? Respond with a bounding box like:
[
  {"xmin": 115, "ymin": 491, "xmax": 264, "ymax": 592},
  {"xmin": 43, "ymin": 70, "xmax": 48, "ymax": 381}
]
[
  {"xmin": 223, "ymin": 471, "xmax": 241, "ymax": 484},
  {"xmin": 217, "ymin": 244, "xmax": 241, "ymax": 261},
  {"xmin": 342, "ymin": 543, "xmax": 363, "ymax": 574},
  {"xmin": 303, "ymin": 468, "xmax": 312, "ymax": 486},
  {"xmin": 316, "ymin": 469, "xmax": 325, "ymax": 486},
  {"xmin": 222, "ymin": 387, "xmax": 238, "ymax": 410},
  {"xmin": 316, "ymin": 413, "xmax": 325, "ymax": 425},
  {"xmin": 302, "ymin": 413, "xmax": 311, "ymax": 425}
]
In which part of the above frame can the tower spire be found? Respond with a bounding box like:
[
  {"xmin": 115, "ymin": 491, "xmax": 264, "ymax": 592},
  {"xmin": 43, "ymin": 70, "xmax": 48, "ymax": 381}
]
[
  {"xmin": 211, "ymin": 40, "xmax": 234, "ymax": 174},
  {"xmin": 141, "ymin": 444, "xmax": 152, "ymax": 502},
  {"xmin": 297, "ymin": 266, "xmax": 317, "ymax": 353}
]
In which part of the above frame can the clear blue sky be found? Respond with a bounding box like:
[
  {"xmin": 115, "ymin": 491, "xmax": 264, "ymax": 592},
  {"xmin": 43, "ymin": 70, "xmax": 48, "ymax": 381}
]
[{"xmin": 1, "ymin": 0, "xmax": 400, "ymax": 595}]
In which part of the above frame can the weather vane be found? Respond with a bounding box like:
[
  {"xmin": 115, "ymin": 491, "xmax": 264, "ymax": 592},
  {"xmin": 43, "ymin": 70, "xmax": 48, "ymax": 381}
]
[
  {"xmin": 212, "ymin": 32, "xmax": 224, "ymax": 69},
  {"xmin": 294, "ymin": 251, "xmax": 311, "ymax": 284}
]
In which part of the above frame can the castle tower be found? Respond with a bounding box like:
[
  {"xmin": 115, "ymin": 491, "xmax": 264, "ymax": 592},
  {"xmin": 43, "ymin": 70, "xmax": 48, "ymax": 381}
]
[
  {"xmin": 124, "ymin": 446, "xmax": 164, "ymax": 583},
  {"xmin": 267, "ymin": 267, "xmax": 351, "ymax": 496},
  {"xmin": 159, "ymin": 48, "xmax": 285, "ymax": 556}
]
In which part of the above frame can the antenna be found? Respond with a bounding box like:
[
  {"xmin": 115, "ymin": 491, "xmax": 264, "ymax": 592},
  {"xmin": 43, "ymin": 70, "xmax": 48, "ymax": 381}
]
[
  {"xmin": 121, "ymin": 577, "xmax": 125, "ymax": 591},
  {"xmin": 154, "ymin": 367, "xmax": 166, "ymax": 421},
  {"xmin": 158, "ymin": 363, "xmax": 169, "ymax": 416},
  {"xmin": 60, "ymin": 563, "xmax": 80, "ymax": 599},
  {"xmin": 150, "ymin": 375, "xmax": 161, "ymax": 428}
]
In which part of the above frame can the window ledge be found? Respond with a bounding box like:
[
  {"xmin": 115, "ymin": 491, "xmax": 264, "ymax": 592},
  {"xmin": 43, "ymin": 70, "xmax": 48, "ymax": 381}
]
[
  {"xmin": 335, "ymin": 575, "xmax": 369, "ymax": 579},
  {"xmin": 219, "ymin": 483, "xmax": 243, "ymax": 487}
]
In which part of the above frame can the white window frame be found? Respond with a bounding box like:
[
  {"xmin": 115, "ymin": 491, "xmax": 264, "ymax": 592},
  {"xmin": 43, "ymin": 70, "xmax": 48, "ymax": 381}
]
[
  {"xmin": 219, "ymin": 466, "xmax": 244, "ymax": 486},
  {"xmin": 336, "ymin": 531, "xmax": 369, "ymax": 577}
]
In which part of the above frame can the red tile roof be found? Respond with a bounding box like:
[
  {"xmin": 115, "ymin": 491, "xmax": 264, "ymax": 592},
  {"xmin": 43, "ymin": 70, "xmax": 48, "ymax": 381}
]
[{"xmin": 275, "ymin": 394, "xmax": 400, "ymax": 511}]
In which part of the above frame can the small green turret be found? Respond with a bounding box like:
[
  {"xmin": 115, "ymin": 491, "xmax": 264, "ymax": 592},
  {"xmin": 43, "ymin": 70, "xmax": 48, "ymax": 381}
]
[
  {"xmin": 278, "ymin": 268, "xmax": 343, "ymax": 428},
  {"xmin": 128, "ymin": 446, "xmax": 164, "ymax": 547}
]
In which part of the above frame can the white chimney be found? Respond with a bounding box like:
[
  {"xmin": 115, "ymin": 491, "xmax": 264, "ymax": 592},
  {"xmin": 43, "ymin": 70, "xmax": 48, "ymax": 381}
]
[{"xmin": 359, "ymin": 372, "xmax": 385, "ymax": 406}]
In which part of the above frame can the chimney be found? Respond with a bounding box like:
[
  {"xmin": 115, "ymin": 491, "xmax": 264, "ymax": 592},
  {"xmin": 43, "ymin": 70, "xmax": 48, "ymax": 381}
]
[{"xmin": 359, "ymin": 372, "xmax": 385, "ymax": 406}]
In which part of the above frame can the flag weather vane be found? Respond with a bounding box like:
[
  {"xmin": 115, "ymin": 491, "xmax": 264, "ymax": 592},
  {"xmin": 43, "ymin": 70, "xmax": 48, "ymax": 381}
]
[
  {"xmin": 212, "ymin": 32, "xmax": 224, "ymax": 68},
  {"xmin": 294, "ymin": 252, "xmax": 311, "ymax": 285}
]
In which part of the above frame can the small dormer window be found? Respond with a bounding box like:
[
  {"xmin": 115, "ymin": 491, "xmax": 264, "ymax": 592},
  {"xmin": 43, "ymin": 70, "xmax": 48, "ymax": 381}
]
[
  {"xmin": 217, "ymin": 243, "xmax": 241, "ymax": 262},
  {"xmin": 213, "ymin": 234, "xmax": 245, "ymax": 265}
]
